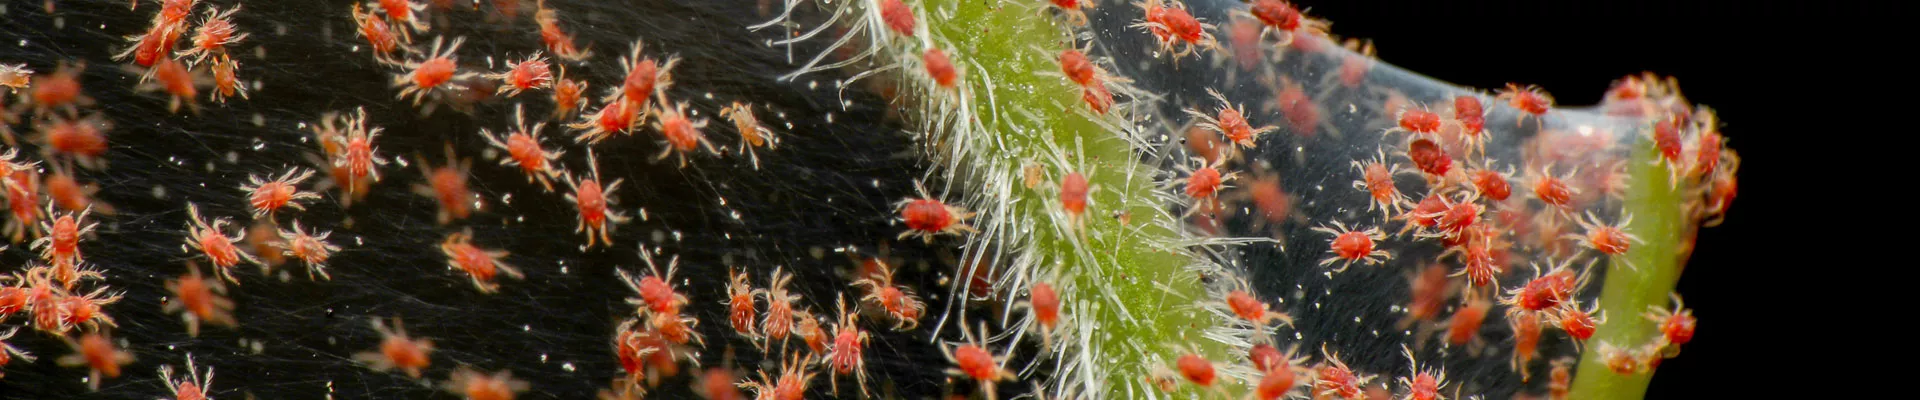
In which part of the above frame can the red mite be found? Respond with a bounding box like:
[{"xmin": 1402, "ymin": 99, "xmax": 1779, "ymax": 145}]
[
  {"xmin": 923, "ymin": 48, "xmax": 959, "ymax": 89},
  {"xmin": 896, "ymin": 182, "xmax": 975, "ymax": 243}
]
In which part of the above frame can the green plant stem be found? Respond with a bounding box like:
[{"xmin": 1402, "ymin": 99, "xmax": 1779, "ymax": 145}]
[{"xmin": 1566, "ymin": 140, "xmax": 1687, "ymax": 398}]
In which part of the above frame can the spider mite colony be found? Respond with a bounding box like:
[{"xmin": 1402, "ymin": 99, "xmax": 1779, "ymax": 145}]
[{"xmin": 0, "ymin": 0, "xmax": 1733, "ymax": 399}]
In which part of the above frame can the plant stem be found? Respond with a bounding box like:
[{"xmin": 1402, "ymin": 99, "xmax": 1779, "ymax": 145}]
[{"xmin": 1566, "ymin": 139, "xmax": 1687, "ymax": 398}]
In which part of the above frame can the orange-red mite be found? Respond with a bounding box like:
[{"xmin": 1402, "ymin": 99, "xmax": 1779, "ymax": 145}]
[
  {"xmin": 445, "ymin": 367, "xmax": 529, "ymax": 400},
  {"xmin": 441, "ymin": 231, "xmax": 523, "ymax": 293},
  {"xmin": 1511, "ymin": 311, "xmax": 1543, "ymax": 380},
  {"xmin": 58, "ymin": 332, "xmax": 135, "ymax": 391},
  {"xmin": 1249, "ymin": 0, "xmax": 1301, "ymax": 31},
  {"xmin": 184, "ymin": 203, "xmax": 258, "ymax": 284},
  {"xmin": 1313, "ymin": 221, "xmax": 1388, "ymax": 271},
  {"xmin": 30, "ymin": 63, "xmax": 86, "ymax": 111},
  {"xmin": 1185, "ymin": 166, "xmax": 1222, "ymax": 199},
  {"xmin": 1314, "ymin": 345, "xmax": 1366, "ymax": 399},
  {"xmin": 851, "ymin": 260, "xmax": 925, "ymax": 330},
  {"xmin": 726, "ymin": 269, "xmax": 759, "ymax": 336},
  {"xmin": 953, "ymin": 345, "xmax": 997, "ymax": 380},
  {"xmin": 1469, "ymin": 168, "xmax": 1511, "ymax": 200},
  {"xmin": 495, "ymin": 55, "xmax": 552, "ymax": 97},
  {"xmin": 1398, "ymin": 108, "xmax": 1442, "ymax": 134},
  {"xmin": 185, "ymin": 5, "xmax": 248, "ymax": 65},
  {"xmin": 825, "ymin": 298, "xmax": 870, "ymax": 396},
  {"xmin": 897, "ymin": 183, "xmax": 975, "ymax": 243},
  {"xmin": 1447, "ymin": 298, "xmax": 1490, "ymax": 346},
  {"xmin": 1454, "ymin": 95, "xmax": 1487, "ymax": 134},
  {"xmin": 564, "ymin": 152, "xmax": 626, "ymax": 249},
  {"xmin": 1029, "ymin": 282, "xmax": 1060, "ymax": 329},
  {"xmin": 278, "ymin": 221, "xmax": 341, "ymax": 280},
  {"xmin": 574, "ymin": 99, "xmax": 636, "ymax": 144},
  {"xmin": 1161, "ymin": 7, "xmax": 1204, "ymax": 43},
  {"xmin": 483, "ymin": 106, "xmax": 564, "ymax": 191},
  {"xmin": 34, "ymin": 208, "xmax": 95, "ymax": 272},
  {"xmin": 1176, "ymin": 353, "xmax": 1217, "ymax": 387},
  {"xmin": 159, "ymin": 355, "xmax": 214, "ymax": 400},
  {"xmin": 1500, "ymin": 83, "xmax": 1554, "ymax": 116},
  {"xmin": 761, "ymin": 268, "xmax": 800, "ymax": 344},
  {"xmin": 151, "ymin": 58, "xmax": 198, "ymax": 112},
  {"xmin": 1081, "ymin": 82, "xmax": 1113, "ymax": 114},
  {"xmin": 1059, "ymin": 49, "xmax": 1095, "ymax": 86},
  {"xmin": 1647, "ymin": 294, "xmax": 1696, "ymax": 347},
  {"xmin": 1556, "ymin": 305, "xmax": 1601, "ymax": 346},
  {"xmin": 1225, "ymin": 289, "xmax": 1289, "ymax": 327},
  {"xmin": 41, "ymin": 115, "xmax": 110, "ymax": 159},
  {"xmin": 1255, "ymin": 366, "xmax": 1298, "ymax": 400},
  {"xmin": 881, "ymin": 0, "xmax": 915, "ymax": 36},
  {"xmin": 352, "ymin": 4, "xmax": 402, "ymax": 61},
  {"xmin": 622, "ymin": 247, "xmax": 688, "ymax": 316},
  {"xmin": 240, "ymin": 168, "xmax": 320, "ymax": 218},
  {"xmin": 1060, "ymin": 172, "xmax": 1090, "ymax": 215},
  {"xmin": 165, "ymin": 263, "xmax": 237, "ymax": 337},
  {"xmin": 653, "ymin": 101, "xmax": 717, "ymax": 167},
  {"xmin": 923, "ymin": 48, "xmax": 957, "ymax": 88},
  {"xmin": 1406, "ymin": 138, "xmax": 1452, "ymax": 177},
  {"xmin": 1532, "ymin": 171, "xmax": 1575, "ymax": 209},
  {"xmin": 356, "ymin": 317, "xmax": 434, "ymax": 378}
]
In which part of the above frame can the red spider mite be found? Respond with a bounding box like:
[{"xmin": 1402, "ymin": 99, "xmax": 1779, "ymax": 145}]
[
  {"xmin": 1650, "ymin": 116, "xmax": 1683, "ymax": 166},
  {"xmin": 156, "ymin": 0, "xmax": 198, "ymax": 24},
  {"xmin": 352, "ymin": 3, "xmax": 406, "ymax": 62},
  {"xmin": 1527, "ymin": 165, "xmax": 1579, "ymax": 211},
  {"xmin": 146, "ymin": 57, "xmax": 202, "ymax": 113},
  {"xmin": 247, "ymin": 219, "xmax": 290, "ymax": 275},
  {"xmin": 946, "ymin": 322, "xmax": 1015, "ymax": 400},
  {"xmin": 1017, "ymin": 281, "xmax": 1062, "ymax": 346},
  {"xmin": 60, "ymin": 285, "xmax": 124, "ymax": 331},
  {"xmin": 1311, "ymin": 220, "xmax": 1389, "ymax": 272},
  {"xmin": 181, "ymin": 5, "xmax": 248, "ymax": 66},
  {"xmin": 549, "ymin": 65, "xmax": 583, "ymax": 117},
  {"xmin": 1059, "ymin": 48, "xmax": 1097, "ymax": 87},
  {"xmin": 115, "ymin": 21, "xmax": 183, "ymax": 69},
  {"xmin": 239, "ymin": 167, "xmax": 320, "ymax": 218},
  {"xmin": 535, "ymin": 5, "xmax": 592, "ymax": 61},
  {"xmin": 1598, "ymin": 342, "xmax": 1644, "ymax": 375},
  {"xmin": 825, "ymin": 297, "xmax": 871, "ymax": 396},
  {"xmin": 1431, "ymin": 192, "xmax": 1482, "ymax": 238},
  {"xmin": 480, "ymin": 105, "xmax": 564, "ymax": 191},
  {"xmin": 651, "ymin": 307, "xmax": 705, "ymax": 347},
  {"xmin": 1501, "ymin": 259, "xmax": 1584, "ymax": 313},
  {"xmin": 1351, "ymin": 148, "xmax": 1406, "ymax": 219},
  {"xmin": 896, "ymin": 181, "xmax": 976, "ymax": 243},
  {"xmin": 653, "ymin": 100, "xmax": 719, "ymax": 167},
  {"xmin": 1466, "ymin": 166, "xmax": 1511, "ymax": 201},
  {"xmin": 278, "ymin": 221, "xmax": 341, "ymax": 280},
  {"xmin": 1568, "ymin": 212, "xmax": 1641, "ymax": 257},
  {"xmin": 923, "ymin": 48, "xmax": 959, "ymax": 89},
  {"xmin": 696, "ymin": 367, "xmax": 742, "ymax": 400},
  {"xmin": 1441, "ymin": 233, "xmax": 1502, "ymax": 290},
  {"xmin": 37, "ymin": 114, "xmax": 111, "ymax": 165},
  {"xmin": 761, "ymin": 267, "xmax": 802, "ymax": 346},
  {"xmin": 355, "ymin": 317, "xmax": 434, "ymax": 378},
  {"xmin": 1398, "ymin": 345, "xmax": 1449, "ymax": 400},
  {"xmin": 330, "ymin": 108, "xmax": 389, "ymax": 193},
  {"xmin": 1222, "ymin": 278, "xmax": 1292, "ymax": 329},
  {"xmin": 1452, "ymin": 96, "xmax": 1488, "ymax": 149},
  {"xmin": 791, "ymin": 308, "xmax": 827, "ymax": 354},
  {"xmin": 1397, "ymin": 263, "xmax": 1449, "ymax": 329},
  {"xmin": 0, "ymin": 63, "xmax": 29, "ymax": 92},
  {"xmin": 184, "ymin": 203, "xmax": 259, "ymax": 284},
  {"xmin": 4, "ymin": 161, "xmax": 44, "ymax": 243},
  {"xmin": 57, "ymin": 331, "xmax": 136, "ymax": 391},
  {"xmin": 1134, "ymin": 0, "xmax": 1216, "ymax": 59},
  {"xmin": 33, "ymin": 206, "xmax": 97, "ymax": 273},
  {"xmin": 1395, "ymin": 107, "xmax": 1443, "ymax": 136},
  {"xmin": 1645, "ymin": 292, "xmax": 1696, "ymax": 348},
  {"xmin": 880, "ymin": 0, "xmax": 915, "ymax": 36},
  {"xmin": 209, "ymin": 55, "xmax": 247, "ymax": 103},
  {"xmin": 620, "ymin": 245, "xmax": 689, "ymax": 316},
  {"xmin": 441, "ymin": 230, "xmax": 524, "ymax": 293},
  {"xmin": 1082, "ymin": 81, "xmax": 1114, "ymax": 114},
  {"xmin": 1168, "ymin": 346, "xmax": 1221, "ymax": 391},
  {"xmin": 159, "ymin": 354, "xmax": 214, "ymax": 400},
  {"xmin": 1509, "ymin": 310, "xmax": 1542, "ymax": 381},
  {"xmin": 1404, "ymin": 138, "xmax": 1453, "ymax": 178},
  {"xmin": 1314, "ymin": 344, "xmax": 1373, "ymax": 400},
  {"xmin": 415, "ymin": 150, "xmax": 482, "ymax": 224},
  {"xmin": 1444, "ymin": 298, "xmax": 1490, "ymax": 349},
  {"xmin": 444, "ymin": 367, "xmax": 530, "ymax": 400},
  {"xmin": 28, "ymin": 62, "xmax": 91, "ymax": 117},
  {"xmin": 726, "ymin": 268, "xmax": 760, "ymax": 337},
  {"xmin": 1180, "ymin": 156, "xmax": 1234, "ymax": 214},
  {"xmin": 563, "ymin": 150, "xmax": 628, "ymax": 249},
  {"xmin": 1254, "ymin": 358, "xmax": 1306, "ymax": 400},
  {"xmin": 571, "ymin": 96, "xmax": 637, "ymax": 145},
  {"xmin": 377, "ymin": 0, "xmax": 430, "ymax": 36},
  {"xmin": 491, "ymin": 53, "xmax": 552, "ymax": 97},
  {"xmin": 614, "ymin": 40, "xmax": 679, "ymax": 110},
  {"xmin": 745, "ymin": 352, "xmax": 815, "ymax": 400},
  {"xmin": 850, "ymin": 258, "xmax": 925, "ymax": 330},
  {"xmin": 165, "ymin": 262, "xmax": 236, "ymax": 337},
  {"xmin": 1188, "ymin": 88, "xmax": 1276, "ymax": 149},
  {"xmin": 1690, "ymin": 130, "xmax": 1726, "ymax": 180},
  {"xmin": 1497, "ymin": 83, "xmax": 1553, "ymax": 126},
  {"xmin": 1337, "ymin": 49, "xmax": 1373, "ymax": 89},
  {"xmin": 612, "ymin": 320, "xmax": 662, "ymax": 383},
  {"xmin": 1060, "ymin": 169, "xmax": 1092, "ymax": 218},
  {"xmin": 722, "ymin": 102, "xmax": 779, "ymax": 169},
  {"xmin": 393, "ymin": 36, "xmax": 473, "ymax": 107},
  {"xmin": 1227, "ymin": 19, "xmax": 1263, "ymax": 72},
  {"xmin": 0, "ymin": 327, "xmax": 35, "ymax": 377},
  {"xmin": 1552, "ymin": 302, "xmax": 1603, "ymax": 351},
  {"xmin": 1047, "ymin": 0, "xmax": 1096, "ymax": 26}
]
